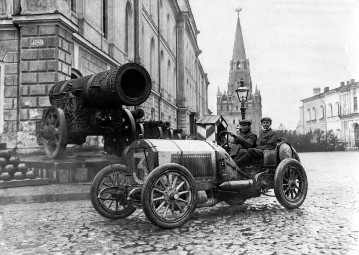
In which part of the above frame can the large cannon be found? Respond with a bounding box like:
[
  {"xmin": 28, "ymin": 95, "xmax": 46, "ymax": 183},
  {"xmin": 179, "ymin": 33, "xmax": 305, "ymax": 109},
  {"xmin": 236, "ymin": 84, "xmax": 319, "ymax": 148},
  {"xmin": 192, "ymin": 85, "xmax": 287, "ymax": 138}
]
[{"xmin": 38, "ymin": 63, "xmax": 152, "ymax": 158}]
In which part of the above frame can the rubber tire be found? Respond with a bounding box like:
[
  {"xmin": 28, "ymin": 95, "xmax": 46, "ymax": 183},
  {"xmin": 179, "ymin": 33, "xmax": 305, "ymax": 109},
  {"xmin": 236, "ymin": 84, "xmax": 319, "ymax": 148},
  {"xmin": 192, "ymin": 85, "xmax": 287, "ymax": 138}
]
[
  {"xmin": 274, "ymin": 158, "xmax": 308, "ymax": 209},
  {"xmin": 90, "ymin": 164, "xmax": 136, "ymax": 220},
  {"xmin": 142, "ymin": 163, "xmax": 197, "ymax": 229}
]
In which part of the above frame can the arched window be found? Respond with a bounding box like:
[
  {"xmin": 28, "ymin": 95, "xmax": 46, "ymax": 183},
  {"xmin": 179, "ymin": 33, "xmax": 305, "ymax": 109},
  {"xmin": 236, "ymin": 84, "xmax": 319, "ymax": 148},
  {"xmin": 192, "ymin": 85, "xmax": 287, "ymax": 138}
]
[
  {"xmin": 236, "ymin": 61, "xmax": 240, "ymax": 70},
  {"xmin": 233, "ymin": 119, "xmax": 235, "ymax": 124},
  {"xmin": 354, "ymin": 124, "xmax": 359, "ymax": 146},
  {"xmin": 328, "ymin": 104, "xmax": 333, "ymax": 117},
  {"xmin": 125, "ymin": 1, "xmax": 133, "ymax": 56},
  {"xmin": 151, "ymin": 108, "xmax": 155, "ymax": 120},
  {"xmin": 227, "ymin": 105, "xmax": 229, "ymax": 111},
  {"xmin": 319, "ymin": 105, "xmax": 324, "ymax": 119},
  {"xmin": 160, "ymin": 50, "xmax": 164, "ymax": 88},
  {"xmin": 167, "ymin": 14, "xmax": 170, "ymax": 43},
  {"xmin": 312, "ymin": 107, "xmax": 316, "ymax": 120},
  {"xmin": 102, "ymin": 0, "xmax": 108, "ymax": 39},
  {"xmin": 167, "ymin": 60, "xmax": 171, "ymax": 93},
  {"xmin": 336, "ymin": 103, "xmax": 340, "ymax": 116},
  {"xmin": 141, "ymin": 23, "xmax": 144, "ymax": 56},
  {"xmin": 150, "ymin": 38, "xmax": 155, "ymax": 79}
]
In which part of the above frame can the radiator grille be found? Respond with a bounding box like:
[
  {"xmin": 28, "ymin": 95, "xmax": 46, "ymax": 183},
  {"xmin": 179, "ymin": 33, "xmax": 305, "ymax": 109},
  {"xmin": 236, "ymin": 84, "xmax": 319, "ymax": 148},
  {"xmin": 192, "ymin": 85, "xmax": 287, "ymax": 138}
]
[{"xmin": 171, "ymin": 154, "xmax": 213, "ymax": 178}]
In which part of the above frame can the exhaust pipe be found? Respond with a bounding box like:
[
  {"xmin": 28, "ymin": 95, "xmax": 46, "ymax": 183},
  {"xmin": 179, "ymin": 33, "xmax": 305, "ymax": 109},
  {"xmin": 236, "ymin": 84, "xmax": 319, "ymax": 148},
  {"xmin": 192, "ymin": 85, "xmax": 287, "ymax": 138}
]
[{"xmin": 219, "ymin": 180, "xmax": 253, "ymax": 191}]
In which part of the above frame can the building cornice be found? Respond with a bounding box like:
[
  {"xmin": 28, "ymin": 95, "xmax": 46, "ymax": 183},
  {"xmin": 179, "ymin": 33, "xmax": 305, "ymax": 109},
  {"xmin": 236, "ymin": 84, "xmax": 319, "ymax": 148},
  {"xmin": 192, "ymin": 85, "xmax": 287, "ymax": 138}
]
[{"xmin": 12, "ymin": 13, "xmax": 78, "ymax": 33}]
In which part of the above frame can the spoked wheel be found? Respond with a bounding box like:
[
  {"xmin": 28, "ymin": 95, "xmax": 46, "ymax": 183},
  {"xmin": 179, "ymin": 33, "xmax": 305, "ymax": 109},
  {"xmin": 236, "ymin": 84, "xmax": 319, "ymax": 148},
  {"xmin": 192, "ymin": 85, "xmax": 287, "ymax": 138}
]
[
  {"xmin": 90, "ymin": 164, "xmax": 136, "ymax": 220},
  {"xmin": 142, "ymin": 163, "xmax": 197, "ymax": 229},
  {"xmin": 40, "ymin": 106, "xmax": 67, "ymax": 159},
  {"xmin": 274, "ymin": 158, "xmax": 308, "ymax": 209}
]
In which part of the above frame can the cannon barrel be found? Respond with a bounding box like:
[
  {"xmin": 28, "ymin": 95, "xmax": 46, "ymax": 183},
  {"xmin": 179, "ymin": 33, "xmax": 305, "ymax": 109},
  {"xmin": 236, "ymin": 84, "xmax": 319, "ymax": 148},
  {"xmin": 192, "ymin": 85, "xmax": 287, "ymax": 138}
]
[
  {"xmin": 160, "ymin": 121, "xmax": 171, "ymax": 129},
  {"xmin": 40, "ymin": 63, "xmax": 152, "ymax": 158},
  {"xmin": 172, "ymin": 128, "xmax": 183, "ymax": 134},
  {"xmin": 49, "ymin": 63, "xmax": 152, "ymax": 108},
  {"xmin": 131, "ymin": 109, "xmax": 144, "ymax": 119},
  {"xmin": 142, "ymin": 120, "xmax": 163, "ymax": 128}
]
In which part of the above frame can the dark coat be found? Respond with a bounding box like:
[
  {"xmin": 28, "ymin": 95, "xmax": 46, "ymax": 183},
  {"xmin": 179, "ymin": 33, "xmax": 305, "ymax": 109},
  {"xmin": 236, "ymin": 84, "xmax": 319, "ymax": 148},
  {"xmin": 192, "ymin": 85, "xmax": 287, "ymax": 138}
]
[
  {"xmin": 256, "ymin": 128, "xmax": 278, "ymax": 150},
  {"xmin": 233, "ymin": 130, "xmax": 257, "ymax": 149}
]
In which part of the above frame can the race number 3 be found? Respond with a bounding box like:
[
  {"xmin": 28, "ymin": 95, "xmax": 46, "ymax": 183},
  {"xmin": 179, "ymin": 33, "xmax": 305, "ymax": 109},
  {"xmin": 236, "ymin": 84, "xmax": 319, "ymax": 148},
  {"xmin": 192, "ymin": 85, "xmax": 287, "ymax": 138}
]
[{"xmin": 133, "ymin": 152, "xmax": 149, "ymax": 184}]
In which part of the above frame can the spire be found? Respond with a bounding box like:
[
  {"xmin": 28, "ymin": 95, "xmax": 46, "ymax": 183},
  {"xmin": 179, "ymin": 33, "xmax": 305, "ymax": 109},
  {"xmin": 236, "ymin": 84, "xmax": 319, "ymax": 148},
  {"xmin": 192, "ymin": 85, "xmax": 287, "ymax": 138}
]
[
  {"xmin": 255, "ymin": 84, "xmax": 259, "ymax": 95},
  {"xmin": 217, "ymin": 86, "xmax": 222, "ymax": 96},
  {"xmin": 232, "ymin": 9, "xmax": 246, "ymax": 61}
]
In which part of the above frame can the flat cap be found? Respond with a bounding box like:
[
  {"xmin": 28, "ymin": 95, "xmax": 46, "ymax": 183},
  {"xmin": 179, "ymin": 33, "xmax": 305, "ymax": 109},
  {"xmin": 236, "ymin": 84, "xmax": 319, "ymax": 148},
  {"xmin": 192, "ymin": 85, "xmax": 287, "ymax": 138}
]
[
  {"xmin": 239, "ymin": 119, "xmax": 251, "ymax": 125},
  {"xmin": 261, "ymin": 117, "xmax": 272, "ymax": 123}
]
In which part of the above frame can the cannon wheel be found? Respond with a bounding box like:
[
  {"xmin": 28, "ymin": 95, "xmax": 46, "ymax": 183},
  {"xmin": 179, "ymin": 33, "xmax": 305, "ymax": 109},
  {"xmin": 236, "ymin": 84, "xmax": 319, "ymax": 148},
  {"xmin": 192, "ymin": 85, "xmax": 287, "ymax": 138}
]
[
  {"xmin": 137, "ymin": 123, "xmax": 145, "ymax": 138},
  {"xmin": 122, "ymin": 109, "xmax": 136, "ymax": 142},
  {"xmin": 142, "ymin": 163, "xmax": 197, "ymax": 229},
  {"xmin": 90, "ymin": 164, "xmax": 136, "ymax": 220},
  {"xmin": 40, "ymin": 106, "xmax": 67, "ymax": 159},
  {"xmin": 274, "ymin": 158, "xmax": 308, "ymax": 209}
]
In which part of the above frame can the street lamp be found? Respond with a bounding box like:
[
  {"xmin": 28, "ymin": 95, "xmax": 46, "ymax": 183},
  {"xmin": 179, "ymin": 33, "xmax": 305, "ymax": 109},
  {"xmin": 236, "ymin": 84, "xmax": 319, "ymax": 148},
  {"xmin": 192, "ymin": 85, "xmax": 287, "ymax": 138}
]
[{"xmin": 235, "ymin": 79, "xmax": 250, "ymax": 120}]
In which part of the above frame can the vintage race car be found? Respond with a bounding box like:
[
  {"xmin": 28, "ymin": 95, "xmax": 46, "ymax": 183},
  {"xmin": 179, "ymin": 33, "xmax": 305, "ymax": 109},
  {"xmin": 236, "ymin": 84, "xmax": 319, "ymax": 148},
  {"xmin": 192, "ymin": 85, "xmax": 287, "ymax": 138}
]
[{"xmin": 90, "ymin": 135, "xmax": 308, "ymax": 229}]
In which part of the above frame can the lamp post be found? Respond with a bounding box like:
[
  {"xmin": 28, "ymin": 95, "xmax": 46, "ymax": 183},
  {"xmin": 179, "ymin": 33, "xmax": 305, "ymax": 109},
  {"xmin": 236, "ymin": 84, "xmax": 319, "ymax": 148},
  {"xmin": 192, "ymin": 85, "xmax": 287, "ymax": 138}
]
[{"xmin": 235, "ymin": 79, "xmax": 250, "ymax": 120}]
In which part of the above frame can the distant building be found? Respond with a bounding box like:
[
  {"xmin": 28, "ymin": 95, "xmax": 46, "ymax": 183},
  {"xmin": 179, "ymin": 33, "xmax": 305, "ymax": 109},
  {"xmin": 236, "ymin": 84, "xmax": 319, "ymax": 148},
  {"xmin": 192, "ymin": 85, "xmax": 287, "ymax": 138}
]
[
  {"xmin": 216, "ymin": 12, "xmax": 262, "ymax": 135},
  {"xmin": 296, "ymin": 79, "xmax": 359, "ymax": 148},
  {"xmin": 0, "ymin": 0, "xmax": 210, "ymax": 148}
]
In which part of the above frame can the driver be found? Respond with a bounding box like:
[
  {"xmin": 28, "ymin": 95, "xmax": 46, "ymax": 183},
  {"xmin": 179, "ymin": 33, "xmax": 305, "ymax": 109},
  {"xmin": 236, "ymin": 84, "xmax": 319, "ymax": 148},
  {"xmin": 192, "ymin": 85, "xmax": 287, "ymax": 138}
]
[
  {"xmin": 228, "ymin": 119, "xmax": 257, "ymax": 160},
  {"xmin": 234, "ymin": 117, "xmax": 278, "ymax": 167}
]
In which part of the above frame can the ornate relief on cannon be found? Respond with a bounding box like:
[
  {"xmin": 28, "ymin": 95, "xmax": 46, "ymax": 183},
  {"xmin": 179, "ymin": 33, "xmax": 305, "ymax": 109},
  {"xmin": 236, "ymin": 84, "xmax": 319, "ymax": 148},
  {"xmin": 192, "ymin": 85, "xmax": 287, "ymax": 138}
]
[{"xmin": 39, "ymin": 63, "xmax": 152, "ymax": 158}]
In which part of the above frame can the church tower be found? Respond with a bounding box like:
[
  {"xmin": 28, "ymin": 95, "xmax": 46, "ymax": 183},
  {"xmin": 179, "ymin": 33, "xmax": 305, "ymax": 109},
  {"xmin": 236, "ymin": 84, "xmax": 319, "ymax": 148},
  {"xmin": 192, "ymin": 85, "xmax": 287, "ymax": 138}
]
[{"xmin": 217, "ymin": 9, "xmax": 262, "ymax": 134}]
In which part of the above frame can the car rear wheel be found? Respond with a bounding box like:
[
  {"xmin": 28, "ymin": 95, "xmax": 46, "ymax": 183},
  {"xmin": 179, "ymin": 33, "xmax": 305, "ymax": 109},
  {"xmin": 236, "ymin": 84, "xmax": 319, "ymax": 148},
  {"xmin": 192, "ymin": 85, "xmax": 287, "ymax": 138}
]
[
  {"xmin": 90, "ymin": 164, "xmax": 136, "ymax": 220},
  {"xmin": 142, "ymin": 163, "xmax": 197, "ymax": 229},
  {"xmin": 274, "ymin": 158, "xmax": 308, "ymax": 209}
]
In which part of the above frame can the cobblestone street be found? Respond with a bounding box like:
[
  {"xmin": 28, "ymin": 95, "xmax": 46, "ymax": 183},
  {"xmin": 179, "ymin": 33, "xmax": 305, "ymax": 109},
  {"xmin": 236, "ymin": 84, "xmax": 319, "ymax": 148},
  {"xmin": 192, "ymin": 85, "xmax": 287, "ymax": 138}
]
[{"xmin": 1, "ymin": 152, "xmax": 358, "ymax": 255}]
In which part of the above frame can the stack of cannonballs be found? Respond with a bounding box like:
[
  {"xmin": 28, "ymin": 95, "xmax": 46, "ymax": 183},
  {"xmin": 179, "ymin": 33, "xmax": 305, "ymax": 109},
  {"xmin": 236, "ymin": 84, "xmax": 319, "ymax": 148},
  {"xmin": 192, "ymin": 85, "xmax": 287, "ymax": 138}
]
[{"xmin": 0, "ymin": 149, "xmax": 35, "ymax": 181}]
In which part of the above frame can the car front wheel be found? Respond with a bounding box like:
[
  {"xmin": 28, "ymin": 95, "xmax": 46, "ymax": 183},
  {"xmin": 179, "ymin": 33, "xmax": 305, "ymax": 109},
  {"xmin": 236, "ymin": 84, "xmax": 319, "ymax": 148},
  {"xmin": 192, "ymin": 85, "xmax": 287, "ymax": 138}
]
[{"xmin": 142, "ymin": 163, "xmax": 197, "ymax": 229}]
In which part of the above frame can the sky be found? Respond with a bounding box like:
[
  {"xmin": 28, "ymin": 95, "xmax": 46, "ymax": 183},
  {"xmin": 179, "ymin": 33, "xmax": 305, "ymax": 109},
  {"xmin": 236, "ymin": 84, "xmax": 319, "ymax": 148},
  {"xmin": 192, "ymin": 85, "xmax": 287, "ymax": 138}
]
[{"xmin": 189, "ymin": 0, "xmax": 359, "ymax": 130}]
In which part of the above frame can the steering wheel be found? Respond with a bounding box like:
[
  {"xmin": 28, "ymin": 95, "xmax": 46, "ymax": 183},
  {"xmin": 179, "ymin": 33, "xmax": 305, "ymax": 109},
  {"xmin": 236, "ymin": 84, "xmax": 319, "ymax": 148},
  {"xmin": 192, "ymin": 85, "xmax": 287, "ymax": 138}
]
[{"xmin": 218, "ymin": 131, "xmax": 232, "ymax": 152}]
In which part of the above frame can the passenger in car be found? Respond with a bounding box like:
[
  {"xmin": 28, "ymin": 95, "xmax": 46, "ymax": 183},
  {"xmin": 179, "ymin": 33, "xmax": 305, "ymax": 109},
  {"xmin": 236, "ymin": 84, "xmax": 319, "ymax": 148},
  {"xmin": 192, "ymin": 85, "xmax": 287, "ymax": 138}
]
[
  {"xmin": 234, "ymin": 117, "xmax": 278, "ymax": 167},
  {"xmin": 228, "ymin": 119, "xmax": 257, "ymax": 161}
]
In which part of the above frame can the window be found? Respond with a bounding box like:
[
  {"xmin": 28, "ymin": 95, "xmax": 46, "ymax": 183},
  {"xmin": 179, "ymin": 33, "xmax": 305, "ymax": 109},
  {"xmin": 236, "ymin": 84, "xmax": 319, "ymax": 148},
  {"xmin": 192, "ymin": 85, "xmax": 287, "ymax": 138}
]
[
  {"xmin": 151, "ymin": 108, "xmax": 155, "ymax": 120},
  {"xmin": 328, "ymin": 104, "xmax": 333, "ymax": 117},
  {"xmin": 0, "ymin": 62, "xmax": 4, "ymax": 134},
  {"xmin": 125, "ymin": 2, "xmax": 133, "ymax": 54},
  {"xmin": 167, "ymin": 60, "xmax": 171, "ymax": 93},
  {"xmin": 307, "ymin": 109, "xmax": 311, "ymax": 121},
  {"xmin": 320, "ymin": 105, "xmax": 324, "ymax": 119},
  {"xmin": 233, "ymin": 119, "xmax": 235, "ymax": 124},
  {"xmin": 312, "ymin": 108, "xmax": 316, "ymax": 120},
  {"xmin": 150, "ymin": 38, "xmax": 155, "ymax": 78},
  {"xmin": 161, "ymin": 112, "xmax": 164, "ymax": 121},
  {"xmin": 102, "ymin": 0, "xmax": 108, "ymax": 39},
  {"xmin": 71, "ymin": 0, "xmax": 76, "ymax": 12},
  {"xmin": 354, "ymin": 96, "xmax": 358, "ymax": 112}
]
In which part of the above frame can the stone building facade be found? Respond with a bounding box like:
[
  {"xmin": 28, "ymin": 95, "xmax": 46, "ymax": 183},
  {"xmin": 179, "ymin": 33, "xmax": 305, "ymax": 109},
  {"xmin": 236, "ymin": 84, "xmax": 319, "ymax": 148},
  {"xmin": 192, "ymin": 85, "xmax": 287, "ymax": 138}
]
[
  {"xmin": 0, "ymin": 0, "xmax": 210, "ymax": 149},
  {"xmin": 216, "ymin": 14, "xmax": 262, "ymax": 135},
  {"xmin": 296, "ymin": 79, "xmax": 359, "ymax": 148}
]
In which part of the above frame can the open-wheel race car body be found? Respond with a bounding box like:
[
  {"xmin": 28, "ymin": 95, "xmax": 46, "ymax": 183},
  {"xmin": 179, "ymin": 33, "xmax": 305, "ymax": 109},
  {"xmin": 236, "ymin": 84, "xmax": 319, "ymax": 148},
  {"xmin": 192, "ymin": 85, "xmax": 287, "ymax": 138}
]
[{"xmin": 91, "ymin": 138, "xmax": 308, "ymax": 229}]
